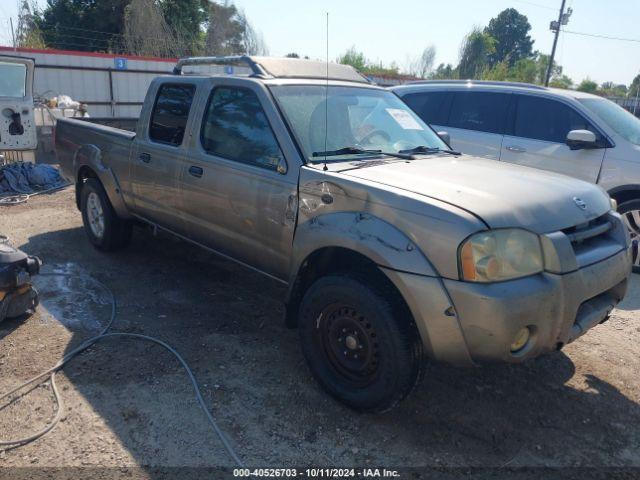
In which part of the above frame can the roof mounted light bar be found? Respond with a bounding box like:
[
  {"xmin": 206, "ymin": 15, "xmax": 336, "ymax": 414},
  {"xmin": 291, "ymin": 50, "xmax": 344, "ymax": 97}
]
[
  {"xmin": 172, "ymin": 55, "xmax": 371, "ymax": 84},
  {"xmin": 172, "ymin": 55, "xmax": 270, "ymax": 77}
]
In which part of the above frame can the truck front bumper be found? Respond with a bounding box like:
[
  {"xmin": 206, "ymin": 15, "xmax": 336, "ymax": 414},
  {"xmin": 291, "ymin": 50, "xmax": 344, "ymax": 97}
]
[{"xmin": 383, "ymin": 247, "xmax": 631, "ymax": 366}]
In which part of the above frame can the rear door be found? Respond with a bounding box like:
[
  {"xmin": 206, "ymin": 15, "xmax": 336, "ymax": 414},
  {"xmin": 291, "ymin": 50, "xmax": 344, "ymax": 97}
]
[
  {"xmin": 0, "ymin": 56, "xmax": 37, "ymax": 150},
  {"xmin": 500, "ymin": 94, "xmax": 606, "ymax": 183},
  {"xmin": 178, "ymin": 80, "xmax": 298, "ymax": 279},
  {"xmin": 129, "ymin": 81, "xmax": 196, "ymax": 232}
]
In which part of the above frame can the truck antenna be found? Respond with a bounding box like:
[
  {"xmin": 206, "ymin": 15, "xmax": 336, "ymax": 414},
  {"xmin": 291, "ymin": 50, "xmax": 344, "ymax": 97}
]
[{"xmin": 323, "ymin": 11, "xmax": 329, "ymax": 172}]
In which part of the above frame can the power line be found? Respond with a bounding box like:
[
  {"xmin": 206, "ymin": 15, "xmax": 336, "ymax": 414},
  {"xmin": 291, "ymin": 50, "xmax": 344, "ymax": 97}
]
[{"xmin": 561, "ymin": 29, "xmax": 640, "ymax": 43}]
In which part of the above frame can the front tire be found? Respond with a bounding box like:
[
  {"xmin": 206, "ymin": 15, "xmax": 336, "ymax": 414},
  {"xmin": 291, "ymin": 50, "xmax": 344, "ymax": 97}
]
[
  {"xmin": 618, "ymin": 199, "xmax": 640, "ymax": 273},
  {"xmin": 80, "ymin": 178, "xmax": 132, "ymax": 251},
  {"xmin": 298, "ymin": 275, "xmax": 423, "ymax": 413}
]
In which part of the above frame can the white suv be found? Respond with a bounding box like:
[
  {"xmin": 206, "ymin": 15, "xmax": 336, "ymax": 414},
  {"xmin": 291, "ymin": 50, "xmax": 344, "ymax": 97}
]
[{"xmin": 392, "ymin": 80, "xmax": 640, "ymax": 270}]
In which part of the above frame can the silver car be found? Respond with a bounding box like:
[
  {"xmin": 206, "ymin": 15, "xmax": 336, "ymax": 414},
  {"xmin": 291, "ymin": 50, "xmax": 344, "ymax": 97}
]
[
  {"xmin": 392, "ymin": 80, "xmax": 640, "ymax": 270},
  {"xmin": 56, "ymin": 57, "xmax": 632, "ymax": 411}
]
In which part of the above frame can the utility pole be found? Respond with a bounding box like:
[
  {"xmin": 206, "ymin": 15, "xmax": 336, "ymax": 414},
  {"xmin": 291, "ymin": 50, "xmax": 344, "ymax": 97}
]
[
  {"xmin": 9, "ymin": 17, "xmax": 16, "ymax": 51},
  {"xmin": 545, "ymin": 1, "xmax": 572, "ymax": 86}
]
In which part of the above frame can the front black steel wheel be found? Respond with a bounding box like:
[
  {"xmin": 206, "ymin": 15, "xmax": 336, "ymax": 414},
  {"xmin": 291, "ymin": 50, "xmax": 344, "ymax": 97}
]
[
  {"xmin": 298, "ymin": 274, "xmax": 423, "ymax": 413},
  {"xmin": 318, "ymin": 303, "xmax": 381, "ymax": 387}
]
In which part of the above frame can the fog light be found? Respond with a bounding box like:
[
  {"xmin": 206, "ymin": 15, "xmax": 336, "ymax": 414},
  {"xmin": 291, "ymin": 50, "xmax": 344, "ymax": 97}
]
[{"xmin": 510, "ymin": 327, "xmax": 530, "ymax": 352}]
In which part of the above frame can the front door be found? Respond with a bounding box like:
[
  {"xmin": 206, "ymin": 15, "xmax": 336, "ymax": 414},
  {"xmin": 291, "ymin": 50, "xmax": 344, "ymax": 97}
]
[
  {"xmin": 0, "ymin": 56, "xmax": 37, "ymax": 150},
  {"xmin": 500, "ymin": 94, "xmax": 606, "ymax": 183},
  {"xmin": 130, "ymin": 82, "xmax": 196, "ymax": 232},
  {"xmin": 178, "ymin": 82, "xmax": 297, "ymax": 279},
  {"xmin": 442, "ymin": 91, "xmax": 510, "ymax": 159}
]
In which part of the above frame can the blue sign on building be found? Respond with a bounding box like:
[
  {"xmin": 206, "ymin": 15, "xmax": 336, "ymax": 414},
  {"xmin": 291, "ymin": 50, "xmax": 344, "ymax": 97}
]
[
  {"xmin": 225, "ymin": 65, "xmax": 234, "ymax": 75},
  {"xmin": 114, "ymin": 58, "xmax": 128, "ymax": 70}
]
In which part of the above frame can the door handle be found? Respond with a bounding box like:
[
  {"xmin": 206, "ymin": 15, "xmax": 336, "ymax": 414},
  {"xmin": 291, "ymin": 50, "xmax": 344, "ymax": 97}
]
[
  {"xmin": 188, "ymin": 165, "xmax": 203, "ymax": 178},
  {"xmin": 506, "ymin": 145, "xmax": 526, "ymax": 153},
  {"xmin": 138, "ymin": 152, "xmax": 151, "ymax": 163}
]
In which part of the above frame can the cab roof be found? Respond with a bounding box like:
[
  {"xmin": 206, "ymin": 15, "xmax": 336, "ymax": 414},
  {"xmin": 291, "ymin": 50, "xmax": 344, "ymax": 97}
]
[{"xmin": 173, "ymin": 55, "xmax": 370, "ymax": 85}]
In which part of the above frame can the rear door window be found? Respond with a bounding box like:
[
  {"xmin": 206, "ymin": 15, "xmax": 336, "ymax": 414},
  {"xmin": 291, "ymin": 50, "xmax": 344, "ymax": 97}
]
[
  {"xmin": 513, "ymin": 95, "xmax": 598, "ymax": 143},
  {"xmin": 200, "ymin": 86, "xmax": 284, "ymax": 171},
  {"xmin": 448, "ymin": 92, "xmax": 509, "ymax": 134},
  {"xmin": 149, "ymin": 83, "xmax": 196, "ymax": 146},
  {"xmin": 401, "ymin": 91, "xmax": 451, "ymax": 126}
]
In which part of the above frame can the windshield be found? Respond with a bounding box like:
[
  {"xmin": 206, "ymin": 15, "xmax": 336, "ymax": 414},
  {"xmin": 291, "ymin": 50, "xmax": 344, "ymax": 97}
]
[
  {"xmin": 0, "ymin": 62, "xmax": 27, "ymax": 97},
  {"xmin": 270, "ymin": 85, "xmax": 448, "ymax": 162},
  {"xmin": 579, "ymin": 98, "xmax": 640, "ymax": 146}
]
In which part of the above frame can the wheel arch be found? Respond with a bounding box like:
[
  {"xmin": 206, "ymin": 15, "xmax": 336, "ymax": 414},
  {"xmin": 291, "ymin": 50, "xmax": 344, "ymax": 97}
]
[
  {"xmin": 284, "ymin": 246, "xmax": 414, "ymax": 330},
  {"xmin": 285, "ymin": 212, "xmax": 438, "ymax": 330},
  {"xmin": 73, "ymin": 144, "xmax": 131, "ymax": 219},
  {"xmin": 608, "ymin": 185, "xmax": 640, "ymax": 206}
]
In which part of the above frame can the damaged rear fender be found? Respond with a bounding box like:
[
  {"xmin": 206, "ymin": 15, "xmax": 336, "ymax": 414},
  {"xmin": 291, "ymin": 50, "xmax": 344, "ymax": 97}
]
[{"xmin": 74, "ymin": 145, "xmax": 131, "ymax": 219}]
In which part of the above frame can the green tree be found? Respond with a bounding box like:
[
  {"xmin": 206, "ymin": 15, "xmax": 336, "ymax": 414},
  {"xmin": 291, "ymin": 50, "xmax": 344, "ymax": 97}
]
[
  {"xmin": 482, "ymin": 60, "xmax": 510, "ymax": 81},
  {"xmin": 37, "ymin": 0, "xmax": 130, "ymax": 52},
  {"xmin": 204, "ymin": 1, "xmax": 244, "ymax": 55},
  {"xmin": 458, "ymin": 27, "xmax": 495, "ymax": 79},
  {"xmin": 16, "ymin": 0, "xmax": 46, "ymax": 49},
  {"xmin": 485, "ymin": 8, "xmax": 534, "ymax": 67},
  {"xmin": 630, "ymin": 75, "xmax": 640, "ymax": 97},
  {"xmin": 549, "ymin": 74, "xmax": 573, "ymax": 89},
  {"xmin": 337, "ymin": 46, "xmax": 368, "ymax": 71},
  {"xmin": 285, "ymin": 52, "xmax": 300, "ymax": 58},
  {"xmin": 429, "ymin": 63, "xmax": 456, "ymax": 79},
  {"xmin": 600, "ymin": 82, "xmax": 627, "ymax": 97},
  {"xmin": 577, "ymin": 78, "xmax": 599, "ymax": 94},
  {"xmin": 159, "ymin": 0, "xmax": 207, "ymax": 54}
]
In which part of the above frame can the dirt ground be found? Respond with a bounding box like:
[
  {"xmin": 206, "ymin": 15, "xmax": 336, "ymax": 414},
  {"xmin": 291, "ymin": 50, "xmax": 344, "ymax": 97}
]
[{"xmin": 1, "ymin": 188, "xmax": 639, "ymax": 474}]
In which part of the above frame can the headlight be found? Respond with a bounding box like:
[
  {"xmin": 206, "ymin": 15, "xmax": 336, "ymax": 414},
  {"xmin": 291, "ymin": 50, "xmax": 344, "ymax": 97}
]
[{"xmin": 459, "ymin": 229, "xmax": 543, "ymax": 282}]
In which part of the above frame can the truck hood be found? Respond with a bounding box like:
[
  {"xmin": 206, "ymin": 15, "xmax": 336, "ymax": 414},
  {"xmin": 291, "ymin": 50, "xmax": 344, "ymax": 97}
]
[{"xmin": 340, "ymin": 155, "xmax": 611, "ymax": 233}]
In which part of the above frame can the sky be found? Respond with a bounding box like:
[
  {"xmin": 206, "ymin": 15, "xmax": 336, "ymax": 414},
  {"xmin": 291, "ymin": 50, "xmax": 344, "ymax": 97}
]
[{"xmin": 1, "ymin": 0, "xmax": 638, "ymax": 86}]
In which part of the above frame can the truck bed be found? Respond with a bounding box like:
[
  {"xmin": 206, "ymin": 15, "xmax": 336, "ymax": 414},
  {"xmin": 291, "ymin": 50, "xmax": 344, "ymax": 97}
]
[
  {"xmin": 79, "ymin": 117, "xmax": 138, "ymax": 132},
  {"xmin": 55, "ymin": 116, "xmax": 136, "ymax": 183}
]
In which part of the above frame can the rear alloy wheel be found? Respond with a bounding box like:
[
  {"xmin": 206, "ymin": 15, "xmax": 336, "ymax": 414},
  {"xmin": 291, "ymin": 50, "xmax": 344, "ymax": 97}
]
[
  {"xmin": 80, "ymin": 178, "xmax": 132, "ymax": 251},
  {"xmin": 298, "ymin": 275, "xmax": 423, "ymax": 413},
  {"xmin": 86, "ymin": 192, "xmax": 105, "ymax": 239},
  {"xmin": 618, "ymin": 199, "xmax": 640, "ymax": 273}
]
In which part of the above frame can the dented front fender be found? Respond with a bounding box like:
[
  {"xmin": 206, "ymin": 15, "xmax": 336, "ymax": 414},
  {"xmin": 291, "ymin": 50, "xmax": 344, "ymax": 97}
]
[{"xmin": 292, "ymin": 211, "xmax": 438, "ymax": 278}]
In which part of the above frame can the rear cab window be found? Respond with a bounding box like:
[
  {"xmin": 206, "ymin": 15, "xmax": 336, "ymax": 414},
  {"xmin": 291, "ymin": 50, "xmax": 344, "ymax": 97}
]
[
  {"xmin": 149, "ymin": 83, "xmax": 196, "ymax": 146},
  {"xmin": 512, "ymin": 95, "xmax": 601, "ymax": 144},
  {"xmin": 200, "ymin": 86, "xmax": 284, "ymax": 171},
  {"xmin": 448, "ymin": 91, "xmax": 510, "ymax": 134}
]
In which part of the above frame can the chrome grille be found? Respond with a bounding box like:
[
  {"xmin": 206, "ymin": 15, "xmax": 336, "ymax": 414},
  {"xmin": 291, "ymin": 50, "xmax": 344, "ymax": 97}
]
[{"xmin": 562, "ymin": 214, "xmax": 613, "ymax": 256}]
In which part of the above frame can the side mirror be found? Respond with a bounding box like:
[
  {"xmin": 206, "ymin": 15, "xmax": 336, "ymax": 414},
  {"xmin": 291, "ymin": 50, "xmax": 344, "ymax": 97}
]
[
  {"xmin": 437, "ymin": 131, "xmax": 450, "ymax": 145},
  {"xmin": 566, "ymin": 129, "xmax": 597, "ymax": 150}
]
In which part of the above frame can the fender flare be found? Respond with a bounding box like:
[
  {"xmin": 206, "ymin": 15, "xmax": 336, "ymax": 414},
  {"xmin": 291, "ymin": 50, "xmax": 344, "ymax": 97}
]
[
  {"xmin": 74, "ymin": 144, "xmax": 132, "ymax": 219},
  {"xmin": 289, "ymin": 211, "xmax": 438, "ymax": 287}
]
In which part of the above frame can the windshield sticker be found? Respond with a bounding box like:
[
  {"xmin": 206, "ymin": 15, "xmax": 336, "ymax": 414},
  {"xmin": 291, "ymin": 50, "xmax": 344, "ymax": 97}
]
[{"xmin": 385, "ymin": 108, "xmax": 424, "ymax": 130}]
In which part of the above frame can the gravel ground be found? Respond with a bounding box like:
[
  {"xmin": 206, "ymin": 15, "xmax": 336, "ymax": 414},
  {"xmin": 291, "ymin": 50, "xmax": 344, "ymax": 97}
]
[{"xmin": 0, "ymin": 188, "xmax": 639, "ymax": 475}]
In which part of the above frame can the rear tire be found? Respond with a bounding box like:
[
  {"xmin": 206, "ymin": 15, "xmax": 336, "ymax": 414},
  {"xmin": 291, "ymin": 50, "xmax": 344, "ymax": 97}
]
[
  {"xmin": 298, "ymin": 274, "xmax": 423, "ymax": 413},
  {"xmin": 618, "ymin": 199, "xmax": 640, "ymax": 273},
  {"xmin": 80, "ymin": 178, "xmax": 132, "ymax": 251}
]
